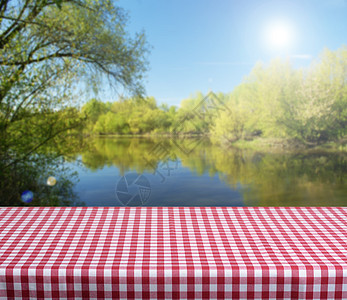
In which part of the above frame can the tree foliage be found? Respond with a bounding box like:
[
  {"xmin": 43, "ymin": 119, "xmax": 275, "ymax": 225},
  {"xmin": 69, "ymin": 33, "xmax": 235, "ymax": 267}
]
[
  {"xmin": 280, "ymin": 47, "xmax": 347, "ymax": 144},
  {"xmin": 0, "ymin": 0, "xmax": 149, "ymax": 205},
  {"xmin": 83, "ymin": 96, "xmax": 176, "ymax": 135},
  {"xmin": 82, "ymin": 46, "xmax": 346, "ymax": 146},
  {"xmin": 211, "ymin": 46, "xmax": 346, "ymax": 145}
]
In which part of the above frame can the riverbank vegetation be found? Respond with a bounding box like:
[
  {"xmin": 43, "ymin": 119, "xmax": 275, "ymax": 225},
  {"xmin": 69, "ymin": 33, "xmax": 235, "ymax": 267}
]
[
  {"xmin": 0, "ymin": 0, "xmax": 149, "ymax": 205},
  {"xmin": 81, "ymin": 46, "xmax": 346, "ymax": 149}
]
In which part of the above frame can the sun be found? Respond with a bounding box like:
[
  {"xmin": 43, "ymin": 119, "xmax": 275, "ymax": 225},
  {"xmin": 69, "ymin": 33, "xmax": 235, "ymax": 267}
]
[{"xmin": 264, "ymin": 21, "xmax": 294, "ymax": 50}]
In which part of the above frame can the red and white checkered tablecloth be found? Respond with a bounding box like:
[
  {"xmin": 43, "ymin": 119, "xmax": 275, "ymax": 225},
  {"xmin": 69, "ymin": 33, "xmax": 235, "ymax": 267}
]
[{"xmin": 0, "ymin": 207, "xmax": 346, "ymax": 299}]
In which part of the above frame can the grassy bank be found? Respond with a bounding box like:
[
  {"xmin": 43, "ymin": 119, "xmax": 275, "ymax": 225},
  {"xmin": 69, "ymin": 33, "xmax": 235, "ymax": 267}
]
[{"xmin": 227, "ymin": 137, "xmax": 347, "ymax": 153}]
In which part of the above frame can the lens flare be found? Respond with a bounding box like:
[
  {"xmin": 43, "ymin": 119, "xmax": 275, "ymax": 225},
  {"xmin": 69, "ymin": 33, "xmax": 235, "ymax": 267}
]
[
  {"xmin": 21, "ymin": 190, "xmax": 34, "ymax": 203},
  {"xmin": 47, "ymin": 176, "xmax": 57, "ymax": 186}
]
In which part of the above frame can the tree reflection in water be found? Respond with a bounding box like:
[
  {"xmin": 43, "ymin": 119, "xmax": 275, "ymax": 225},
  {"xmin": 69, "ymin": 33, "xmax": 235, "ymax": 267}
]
[{"xmin": 73, "ymin": 137, "xmax": 346, "ymax": 207}]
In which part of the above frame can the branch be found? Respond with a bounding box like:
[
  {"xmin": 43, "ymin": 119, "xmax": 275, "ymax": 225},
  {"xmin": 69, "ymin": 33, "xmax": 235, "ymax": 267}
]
[
  {"xmin": 0, "ymin": 15, "xmax": 49, "ymax": 28},
  {"xmin": 0, "ymin": 0, "xmax": 80, "ymax": 50},
  {"xmin": 8, "ymin": 79, "xmax": 50, "ymax": 125},
  {"xmin": 0, "ymin": 0, "xmax": 36, "ymax": 49},
  {"xmin": 0, "ymin": 63, "xmax": 25, "ymax": 104},
  {"xmin": 1, "ymin": 0, "xmax": 29, "ymax": 29},
  {"xmin": 4, "ymin": 118, "xmax": 82, "ymax": 169},
  {"xmin": 0, "ymin": 51, "xmax": 74, "ymax": 65},
  {"xmin": 0, "ymin": 0, "xmax": 8, "ymax": 24}
]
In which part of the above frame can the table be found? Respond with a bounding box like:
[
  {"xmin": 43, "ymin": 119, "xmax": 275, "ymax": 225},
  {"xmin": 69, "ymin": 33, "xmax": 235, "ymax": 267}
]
[{"xmin": 0, "ymin": 207, "xmax": 346, "ymax": 299}]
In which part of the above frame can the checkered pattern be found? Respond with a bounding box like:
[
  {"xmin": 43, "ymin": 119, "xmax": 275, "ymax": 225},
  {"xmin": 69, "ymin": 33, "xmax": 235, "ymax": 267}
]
[{"xmin": 0, "ymin": 207, "xmax": 346, "ymax": 299}]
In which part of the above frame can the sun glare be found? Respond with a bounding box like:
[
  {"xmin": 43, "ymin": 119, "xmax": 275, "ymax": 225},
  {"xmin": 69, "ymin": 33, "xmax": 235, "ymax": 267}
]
[{"xmin": 264, "ymin": 21, "xmax": 295, "ymax": 50}]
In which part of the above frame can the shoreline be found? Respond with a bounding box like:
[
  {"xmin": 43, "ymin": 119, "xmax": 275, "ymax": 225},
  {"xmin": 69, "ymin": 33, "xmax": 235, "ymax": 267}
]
[
  {"xmin": 83, "ymin": 134, "xmax": 347, "ymax": 153},
  {"xmin": 227, "ymin": 138, "xmax": 347, "ymax": 153}
]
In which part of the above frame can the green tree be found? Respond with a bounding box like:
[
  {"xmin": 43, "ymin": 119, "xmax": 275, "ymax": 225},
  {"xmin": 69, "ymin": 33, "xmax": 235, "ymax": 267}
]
[
  {"xmin": 245, "ymin": 59, "xmax": 297, "ymax": 138},
  {"xmin": 211, "ymin": 86, "xmax": 261, "ymax": 143},
  {"xmin": 174, "ymin": 92, "xmax": 210, "ymax": 134},
  {"xmin": 0, "ymin": 0, "xmax": 149, "ymax": 204},
  {"xmin": 280, "ymin": 47, "xmax": 347, "ymax": 145},
  {"xmin": 212, "ymin": 47, "xmax": 346, "ymax": 146},
  {"xmin": 211, "ymin": 102, "xmax": 248, "ymax": 143},
  {"xmin": 81, "ymin": 98, "xmax": 110, "ymax": 132}
]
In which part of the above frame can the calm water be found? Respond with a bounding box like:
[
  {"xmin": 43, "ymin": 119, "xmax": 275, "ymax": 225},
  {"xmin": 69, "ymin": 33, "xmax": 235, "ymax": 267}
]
[{"xmin": 69, "ymin": 137, "xmax": 346, "ymax": 207}]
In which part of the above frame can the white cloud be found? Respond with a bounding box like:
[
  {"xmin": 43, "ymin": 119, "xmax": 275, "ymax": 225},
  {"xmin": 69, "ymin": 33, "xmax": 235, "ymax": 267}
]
[
  {"xmin": 196, "ymin": 61, "xmax": 254, "ymax": 66},
  {"xmin": 290, "ymin": 54, "xmax": 312, "ymax": 60}
]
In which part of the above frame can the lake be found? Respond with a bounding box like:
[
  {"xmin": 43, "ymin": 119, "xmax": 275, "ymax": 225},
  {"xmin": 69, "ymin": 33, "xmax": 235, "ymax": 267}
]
[{"xmin": 68, "ymin": 137, "xmax": 346, "ymax": 207}]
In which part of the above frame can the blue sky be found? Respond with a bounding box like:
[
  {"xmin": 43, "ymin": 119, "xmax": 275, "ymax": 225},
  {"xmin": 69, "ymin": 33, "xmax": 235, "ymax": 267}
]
[{"xmin": 111, "ymin": 0, "xmax": 347, "ymax": 106}]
